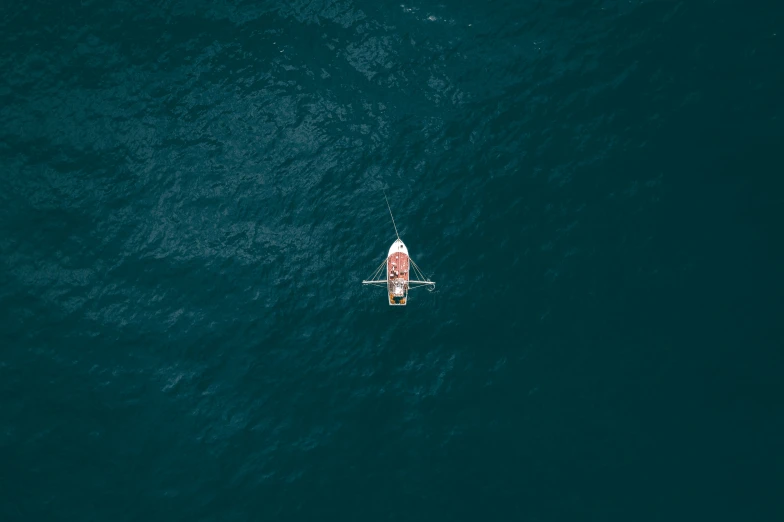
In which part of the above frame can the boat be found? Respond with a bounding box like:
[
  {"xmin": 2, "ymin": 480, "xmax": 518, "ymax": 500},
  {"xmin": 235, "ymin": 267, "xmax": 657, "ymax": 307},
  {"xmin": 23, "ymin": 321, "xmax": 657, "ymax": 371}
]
[{"xmin": 362, "ymin": 193, "xmax": 435, "ymax": 306}]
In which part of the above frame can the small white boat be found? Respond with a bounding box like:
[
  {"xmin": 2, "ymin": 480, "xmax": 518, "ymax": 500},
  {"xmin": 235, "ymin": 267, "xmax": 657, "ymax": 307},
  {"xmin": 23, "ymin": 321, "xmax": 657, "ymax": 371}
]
[{"xmin": 362, "ymin": 194, "xmax": 435, "ymax": 306}]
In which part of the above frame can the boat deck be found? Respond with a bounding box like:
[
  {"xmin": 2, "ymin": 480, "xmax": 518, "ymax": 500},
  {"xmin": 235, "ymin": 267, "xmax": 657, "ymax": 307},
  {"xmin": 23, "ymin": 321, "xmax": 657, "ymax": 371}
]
[{"xmin": 387, "ymin": 251, "xmax": 409, "ymax": 305}]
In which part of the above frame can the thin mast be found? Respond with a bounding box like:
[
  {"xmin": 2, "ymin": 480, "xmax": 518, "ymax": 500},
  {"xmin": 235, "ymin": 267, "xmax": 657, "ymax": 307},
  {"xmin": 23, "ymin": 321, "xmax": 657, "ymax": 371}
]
[{"xmin": 383, "ymin": 190, "xmax": 400, "ymax": 240}]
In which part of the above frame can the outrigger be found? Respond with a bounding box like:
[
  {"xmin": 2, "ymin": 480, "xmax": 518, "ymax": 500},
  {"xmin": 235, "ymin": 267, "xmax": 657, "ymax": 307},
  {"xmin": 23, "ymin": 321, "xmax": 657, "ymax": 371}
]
[{"xmin": 362, "ymin": 193, "xmax": 435, "ymax": 306}]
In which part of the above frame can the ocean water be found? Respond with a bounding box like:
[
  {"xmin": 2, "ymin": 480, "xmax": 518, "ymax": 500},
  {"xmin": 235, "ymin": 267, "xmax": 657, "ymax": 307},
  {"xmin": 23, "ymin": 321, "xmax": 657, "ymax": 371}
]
[{"xmin": 1, "ymin": 0, "xmax": 783, "ymax": 520}]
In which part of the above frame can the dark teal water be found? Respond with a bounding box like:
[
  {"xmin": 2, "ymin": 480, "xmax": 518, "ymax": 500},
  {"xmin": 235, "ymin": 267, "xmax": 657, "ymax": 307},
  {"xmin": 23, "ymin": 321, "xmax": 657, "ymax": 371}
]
[{"xmin": 2, "ymin": 1, "xmax": 783, "ymax": 520}]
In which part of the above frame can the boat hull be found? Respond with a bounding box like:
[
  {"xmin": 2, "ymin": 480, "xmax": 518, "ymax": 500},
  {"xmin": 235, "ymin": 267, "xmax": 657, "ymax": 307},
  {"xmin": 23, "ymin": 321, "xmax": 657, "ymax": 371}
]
[{"xmin": 387, "ymin": 239, "xmax": 409, "ymax": 306}]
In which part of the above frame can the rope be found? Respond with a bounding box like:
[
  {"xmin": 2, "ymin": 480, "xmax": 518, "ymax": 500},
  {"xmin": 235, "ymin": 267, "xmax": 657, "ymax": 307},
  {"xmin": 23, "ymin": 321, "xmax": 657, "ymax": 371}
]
[
  {"xmin": 410, "ymin": 257, "xmax": 427, "ymax": 280},
  {"xmin": 364, "ymin": 256, "xmax": 387, "ymax": 283},
  {"xmin": 409, "ymin": 257, "xmax": 435, "ymax": 288},
  {"xmin": 383, "ymin": 190, "xmax": 400, "ymax": 240}
]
